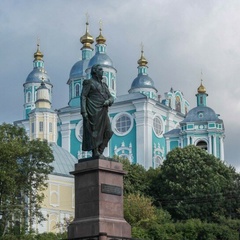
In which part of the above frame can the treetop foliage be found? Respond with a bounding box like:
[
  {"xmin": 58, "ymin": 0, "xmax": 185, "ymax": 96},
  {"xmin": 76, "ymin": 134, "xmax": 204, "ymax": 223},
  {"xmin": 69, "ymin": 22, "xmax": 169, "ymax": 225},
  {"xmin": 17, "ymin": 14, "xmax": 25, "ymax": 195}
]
[
  {"xmin": 121, "ymin": 145, "xmax": 240, "ymax": 239},
  {"xmin": 157, "ymin": 145, "xmax": 240, "ymax": 221},
  {"xmin": 0, "ymin": 123, "xmax": 54, "ymax": 236}
]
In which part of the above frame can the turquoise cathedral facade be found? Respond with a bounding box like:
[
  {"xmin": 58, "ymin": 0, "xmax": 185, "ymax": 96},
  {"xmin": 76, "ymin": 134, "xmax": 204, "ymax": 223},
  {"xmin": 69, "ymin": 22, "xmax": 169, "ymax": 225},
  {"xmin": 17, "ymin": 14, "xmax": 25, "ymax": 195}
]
[{"xmin": 16, "ymin": 21, "xmax": 225, "ymax": 170}]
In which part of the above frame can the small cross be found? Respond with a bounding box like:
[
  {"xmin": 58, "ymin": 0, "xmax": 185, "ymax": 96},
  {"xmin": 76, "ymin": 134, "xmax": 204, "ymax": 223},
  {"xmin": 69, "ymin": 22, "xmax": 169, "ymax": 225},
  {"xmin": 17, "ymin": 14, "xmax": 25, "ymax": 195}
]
[
  {"xmin": 37, "ymin": 36, "xmax": 40, "ymax": 49},
  {"xmin": 86, "ymin": 12, "xmax": 89, "ymax": 24},
  {"xmin": 140, "ymin": 42, "xmax": 144, "ymax": 52},
  {"xmin": 99, "ymin": 19, "xmax": 103, "ymax": 30}
]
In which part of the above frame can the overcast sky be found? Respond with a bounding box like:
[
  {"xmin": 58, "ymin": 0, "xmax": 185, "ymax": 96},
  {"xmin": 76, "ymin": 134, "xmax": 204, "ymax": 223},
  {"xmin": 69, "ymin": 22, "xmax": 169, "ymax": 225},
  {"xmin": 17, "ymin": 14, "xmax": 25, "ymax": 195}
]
[{"xmin": 0, "ymin": 0, "xmax": 239, "ymax": 171}]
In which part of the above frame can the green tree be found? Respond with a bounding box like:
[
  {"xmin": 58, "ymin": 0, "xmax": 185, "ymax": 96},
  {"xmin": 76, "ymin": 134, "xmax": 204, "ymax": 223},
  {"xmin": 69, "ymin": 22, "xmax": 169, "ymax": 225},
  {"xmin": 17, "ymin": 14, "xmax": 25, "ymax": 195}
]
[
  {"xmin": 124, "ymin": 193, "xmax": 156, "ymax": 226},
  {"xmin": 124, "ymin": 193, "xmax": 172, "ymax": 239},
  {"xmin": 119, "ymin": 158, "xmax": 148, "ymax": 195},
  {"xmin": 155, "ymin": 145, "xmax": 240, "ymax": 221},
  {"xmin": 0, "ymin": 123, "xmax": 54, "ymax": 236}
]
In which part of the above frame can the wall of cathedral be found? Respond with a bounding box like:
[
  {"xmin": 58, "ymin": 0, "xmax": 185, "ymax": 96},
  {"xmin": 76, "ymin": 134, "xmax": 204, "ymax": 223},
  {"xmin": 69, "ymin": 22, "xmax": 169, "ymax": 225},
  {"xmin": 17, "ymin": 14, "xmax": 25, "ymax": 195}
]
[
  {"xmin": 110, "ymin": 109, "xmax": 136, "ymax": 163},
  {"xmin": 34, "ymin": 174, "xmax": 74, "ymax": 233},
  {"xmin": 56, "ymin": 94, "xmax": 187, "ymax": 169}
]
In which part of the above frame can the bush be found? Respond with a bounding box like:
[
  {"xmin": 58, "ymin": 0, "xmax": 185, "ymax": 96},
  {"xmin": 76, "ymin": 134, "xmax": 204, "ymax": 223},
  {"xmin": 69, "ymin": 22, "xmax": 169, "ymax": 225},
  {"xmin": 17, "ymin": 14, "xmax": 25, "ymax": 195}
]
[{"xmin": 0, "ymin": 232, "xmax": 67, "ymax": 240}]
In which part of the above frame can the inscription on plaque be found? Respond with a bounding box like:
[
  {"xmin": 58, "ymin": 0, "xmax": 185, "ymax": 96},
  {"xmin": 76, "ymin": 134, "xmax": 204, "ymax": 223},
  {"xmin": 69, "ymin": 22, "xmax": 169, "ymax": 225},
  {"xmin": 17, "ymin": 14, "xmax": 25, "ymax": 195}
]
[{"xmin": 101, "ymin": 184, "xmax": 122, "ymax": 196}]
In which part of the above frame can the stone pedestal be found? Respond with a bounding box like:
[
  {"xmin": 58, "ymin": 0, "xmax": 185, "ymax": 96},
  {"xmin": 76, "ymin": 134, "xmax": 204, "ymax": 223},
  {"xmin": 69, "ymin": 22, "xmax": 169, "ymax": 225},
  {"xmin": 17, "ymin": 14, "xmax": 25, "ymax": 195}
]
[{"xmin": 68, "ymin": 157, "xmax": 131, "ymax": 239}]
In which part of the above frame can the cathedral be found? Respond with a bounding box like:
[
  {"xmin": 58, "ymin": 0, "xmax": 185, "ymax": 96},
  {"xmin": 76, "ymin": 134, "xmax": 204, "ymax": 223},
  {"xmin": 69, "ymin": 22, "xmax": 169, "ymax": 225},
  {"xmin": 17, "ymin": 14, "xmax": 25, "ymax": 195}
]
[{"xmin": 14, "ymin": 21, "xmax": 225, "ymax": 232}]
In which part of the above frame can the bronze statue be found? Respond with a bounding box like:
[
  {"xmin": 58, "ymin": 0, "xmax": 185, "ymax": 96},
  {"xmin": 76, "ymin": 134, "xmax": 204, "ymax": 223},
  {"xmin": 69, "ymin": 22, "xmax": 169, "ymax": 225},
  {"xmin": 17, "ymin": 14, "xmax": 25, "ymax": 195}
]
[{"xmin": 81, "ymin": 64, "xmax": 114, "ymax": 157}]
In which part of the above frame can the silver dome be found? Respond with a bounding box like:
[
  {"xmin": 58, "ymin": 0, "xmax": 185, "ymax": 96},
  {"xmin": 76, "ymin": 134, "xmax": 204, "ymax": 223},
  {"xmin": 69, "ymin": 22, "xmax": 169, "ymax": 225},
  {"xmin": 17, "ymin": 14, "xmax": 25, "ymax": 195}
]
[
  {"xmin": 25, "ymin": 68, "xmax": 50, "ymax": 83},
  {"xmin": 69, "ymin": 59, "xmax": 90, "ymax": 79},
  {"xmin": 130, "ymin": 74, "xmax": 156, "ymax": 90},
  {"xmin": 182, "ymin": 106, "xmax": 221, "ymax": 123},
  {"xmin": 88, "ymin": 52, "xmax": 113, "ymax": 68}
]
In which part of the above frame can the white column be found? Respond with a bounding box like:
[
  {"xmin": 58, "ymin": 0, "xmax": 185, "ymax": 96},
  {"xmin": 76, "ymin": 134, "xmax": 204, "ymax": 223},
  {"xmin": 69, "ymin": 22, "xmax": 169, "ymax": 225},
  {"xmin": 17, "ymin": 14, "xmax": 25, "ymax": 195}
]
[
  {"xmin": 53, "ymin": 114, "xmax": 57, "ymax": 143},
  {"xmin": 220, "ymin": 136, "xmax": 224, "ymax": 161},
  {"xmin": 166, "ymin": 137, "xmax": 170, "ymax": 153},
  {"xmin": 208, "ymin": 135, "xmax": 212, "ymax": 154},
  {"xmin": 60, "ymin": 123, "xmax": 71, "ymax": 152},
  {"xmin": 213, "ymin": 135, "xmax": 217, "ymax": 157},
  {"xmin": 44, "ymin": 114, "xmax": 49, "ymax": 141},
  {"xmin": 35, "ymin": 115, "xmax": 39, "ymax": 139},
  {"xmin": 133, "ymin": 100, "xmax": 154, "ymax": 169},
  {"xmin": 180, "ymin": 137, "xmax": 183, "ymax": 148},
  {"xmin": 32, "ymin": 85, "xmax": 35, "ymax": 105}
]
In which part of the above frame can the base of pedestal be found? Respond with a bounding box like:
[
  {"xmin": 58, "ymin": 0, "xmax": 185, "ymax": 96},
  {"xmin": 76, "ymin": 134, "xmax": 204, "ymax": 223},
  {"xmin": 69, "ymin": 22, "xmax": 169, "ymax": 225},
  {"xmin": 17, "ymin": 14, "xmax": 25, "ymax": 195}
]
[{"xmin": 68, "ymin": 216, "xmax": 131, "ymax": 239}]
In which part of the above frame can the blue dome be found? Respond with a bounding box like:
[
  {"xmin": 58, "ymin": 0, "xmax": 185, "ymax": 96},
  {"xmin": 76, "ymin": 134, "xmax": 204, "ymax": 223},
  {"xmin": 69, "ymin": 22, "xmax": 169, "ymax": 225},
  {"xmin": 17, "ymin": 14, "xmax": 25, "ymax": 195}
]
[
  {"xmin": 88, "ymin": 52, "xmax": 113, "ymax": 68},
  {"xmin": 130, "ymin": 74, "xmax": 156, "ymax": 89},
  {"xmin": 26, "ymin": 68, "xmax": 50, "ymax": 83},
  {"xmin": 69, "ymin": 59, "xmax": 89, "ymax": 79},
  {"xmin": 182, "ymin": 106, "xmax": 220, "ymax": 123}
]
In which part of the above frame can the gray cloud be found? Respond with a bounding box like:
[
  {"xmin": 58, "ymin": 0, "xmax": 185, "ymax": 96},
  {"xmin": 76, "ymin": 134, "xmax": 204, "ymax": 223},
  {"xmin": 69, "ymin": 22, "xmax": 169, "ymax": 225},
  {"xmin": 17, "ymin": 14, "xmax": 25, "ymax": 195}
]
[{"xmin": 1, "ymin": 0, "xmax": 239, "ymax": 170}]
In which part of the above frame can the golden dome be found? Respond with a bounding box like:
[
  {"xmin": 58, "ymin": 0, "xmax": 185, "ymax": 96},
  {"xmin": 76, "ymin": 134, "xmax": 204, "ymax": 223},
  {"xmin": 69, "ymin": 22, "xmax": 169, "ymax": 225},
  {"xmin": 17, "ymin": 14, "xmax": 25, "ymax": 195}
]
[
  {"xmin": 96, "ymin": 27, "xmax": 106, "ymax": 44},
  {"xmin": 80, "ymin": 21, "xmax": 94, "ymax": 49},
  {"xmin": 137, "ymin": 48, "xmax": 148, "ymax": 67},
  {"xmin": 34, "ymin": 43, "xmax": 43, "ymax": 61},
  {"xmin": 197, "ymin": 81, "xmax": 206, "ymax": 93}
]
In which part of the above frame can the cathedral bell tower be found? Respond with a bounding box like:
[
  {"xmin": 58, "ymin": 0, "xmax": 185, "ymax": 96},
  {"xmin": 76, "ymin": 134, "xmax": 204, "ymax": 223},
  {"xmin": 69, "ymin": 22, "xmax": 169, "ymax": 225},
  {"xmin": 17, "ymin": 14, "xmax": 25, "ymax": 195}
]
[
  {"xmin": 23, "ymin": 42, "xmax": 52, "ymax": 119},
  {"xmin": 29, "ymin": 79, "xmax": 57, "ymax": 142}
]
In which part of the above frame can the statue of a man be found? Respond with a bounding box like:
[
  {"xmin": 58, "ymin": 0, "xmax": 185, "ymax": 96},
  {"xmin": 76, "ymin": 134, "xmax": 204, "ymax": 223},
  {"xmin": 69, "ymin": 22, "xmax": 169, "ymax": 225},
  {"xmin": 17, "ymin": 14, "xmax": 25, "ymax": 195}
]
[{"xmin": 81, "ymin": 64, "xmax": 114, "ymax": 157}]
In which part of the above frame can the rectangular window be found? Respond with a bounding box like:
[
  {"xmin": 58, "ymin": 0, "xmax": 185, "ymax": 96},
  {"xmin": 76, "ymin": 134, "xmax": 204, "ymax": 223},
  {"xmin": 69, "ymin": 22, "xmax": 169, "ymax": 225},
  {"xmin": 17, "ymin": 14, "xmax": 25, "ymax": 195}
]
[
  {"xmin": 187, "ymin": 124, "xmax": 194, "ymax": 129},
  {"xmin": 49, "ymin": 122, "xmax": 52, "ymax": 132},
  {"xmin": 39, "ymin": 122, "xmax": 43, "ymax": 132},
  {"xmin": 31, "ymin": 123, "xmax": 34, "ymax": 133},
  {"xmin": 208, "ymin": 123, "xmax": 215, "ymax": 128}
]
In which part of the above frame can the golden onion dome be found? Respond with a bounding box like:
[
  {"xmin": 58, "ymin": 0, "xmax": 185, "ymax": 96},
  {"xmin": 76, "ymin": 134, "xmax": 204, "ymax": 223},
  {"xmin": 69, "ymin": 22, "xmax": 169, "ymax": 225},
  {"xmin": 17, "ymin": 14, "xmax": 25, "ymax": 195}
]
[
  {"xmin": 137, "ymin": 48, "xmax": 148, "ymax": 67},
  {"xmin": 34, "ymin": 43, "xmax": 43, "ymax": 61},
  {"xmin": 96, "ymin": 20, "xmax": 106, "ymax": 44},
  {"xmin": 197, "ymin": 81, "xmax": 206, "ymax": 93},
  {"xmin": 80, "ymin": 21, "xmax": 94, "ymax": 49}
]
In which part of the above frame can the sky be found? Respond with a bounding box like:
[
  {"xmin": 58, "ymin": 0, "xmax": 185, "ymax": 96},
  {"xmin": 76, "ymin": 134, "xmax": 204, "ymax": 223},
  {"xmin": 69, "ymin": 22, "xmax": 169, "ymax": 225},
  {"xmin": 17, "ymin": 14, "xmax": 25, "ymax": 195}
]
[{"xmin": 0, "ymin": 0, "xmax": 239, "ymax": 171}]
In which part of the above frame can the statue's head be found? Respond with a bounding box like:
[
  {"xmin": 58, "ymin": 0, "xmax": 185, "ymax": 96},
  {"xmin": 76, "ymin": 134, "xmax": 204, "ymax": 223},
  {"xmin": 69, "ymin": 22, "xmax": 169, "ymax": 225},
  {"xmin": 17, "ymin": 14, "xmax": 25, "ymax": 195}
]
[{"xmin": 91, "ymin": 64, "xmax": 103, "ymax": 79}]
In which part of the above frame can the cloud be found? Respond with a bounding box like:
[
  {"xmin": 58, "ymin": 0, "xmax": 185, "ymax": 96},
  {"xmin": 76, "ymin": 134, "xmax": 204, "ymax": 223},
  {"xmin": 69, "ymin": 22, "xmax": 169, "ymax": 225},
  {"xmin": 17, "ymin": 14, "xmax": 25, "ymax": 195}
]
[{"xmin": 0, "ymin": 0, "xmax": 239, "ymax": 169}]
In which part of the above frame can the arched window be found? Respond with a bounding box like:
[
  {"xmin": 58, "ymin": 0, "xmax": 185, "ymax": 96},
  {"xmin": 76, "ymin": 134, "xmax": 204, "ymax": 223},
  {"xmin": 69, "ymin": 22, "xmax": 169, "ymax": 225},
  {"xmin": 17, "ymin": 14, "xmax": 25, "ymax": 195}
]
[
  {"xmin": 31, "ymin": 123, "xmax": 34, "ymax": 133},
  {"xmin": 175, "ymin": 96, "xmax": 181, "ymax": 112},
  {"xmin": 196, "ymin": 140, "xmax": 207, "ymax": 150},
  {"xmin": 75, "ymin": 120, "xmax": 83, "ymax": 142},
  {"xmin": 153, "ymin": 116, "xmax": 163, "ymax": 137},
  {"xmin": 26, "ymin": 92, "xmax": 31, "ymax": 103},
  {"xmin": 112, "ymin": 78, "xmax": 115, "ymax": 90},
  {"xmin": 75, "ymin": 84, "xmax": 80, "ymax": 97},
  {"xmin": 169, "ymin": 99, "xmax": 172, "ymax": 108},
  {"xmin": 39, "ymin": 122, "xmax": 43, "ymax": 132}
]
